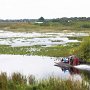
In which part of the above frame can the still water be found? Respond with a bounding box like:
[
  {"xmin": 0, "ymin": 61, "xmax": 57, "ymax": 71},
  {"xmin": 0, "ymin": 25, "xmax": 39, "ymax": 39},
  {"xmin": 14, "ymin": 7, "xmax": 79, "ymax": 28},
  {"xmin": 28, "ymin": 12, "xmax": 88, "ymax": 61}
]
[
  {"xmin": 0, "ymin": 30, "xmax": 89, "ymax": 47},
  {"xmin": 0, "ymin": 55, "xmax": 90, "ymax": 80}
]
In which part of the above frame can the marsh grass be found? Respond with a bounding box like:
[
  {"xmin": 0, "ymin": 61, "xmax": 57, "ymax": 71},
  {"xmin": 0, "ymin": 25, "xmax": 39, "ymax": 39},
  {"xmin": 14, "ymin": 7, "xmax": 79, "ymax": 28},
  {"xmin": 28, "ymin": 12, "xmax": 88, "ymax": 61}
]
[
  {"xmin": 0, "ymin": 21, "xmax": 90, "ymax": 33},
  {"xmin": 67, "ymin": 36, "xmax": 84, "ymax": 41},
  {"xmin": 0, "ymin": 43, "xmax": 79, "ymax": 57},
  {"xmin": 0, "ymin": 72, "xmax": 89, "ymax": 90}
]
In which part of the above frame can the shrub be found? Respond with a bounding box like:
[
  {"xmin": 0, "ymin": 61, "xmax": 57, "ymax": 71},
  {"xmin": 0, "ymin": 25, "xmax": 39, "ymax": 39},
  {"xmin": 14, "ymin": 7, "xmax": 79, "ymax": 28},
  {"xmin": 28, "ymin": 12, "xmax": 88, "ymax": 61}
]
[
  {"xmin": 81, "ymin": 24, "xmax": 90, "ymax": 28},
  {"xmin": 77, "ymin": 37, "xmax": 90, "ymax": 61}
]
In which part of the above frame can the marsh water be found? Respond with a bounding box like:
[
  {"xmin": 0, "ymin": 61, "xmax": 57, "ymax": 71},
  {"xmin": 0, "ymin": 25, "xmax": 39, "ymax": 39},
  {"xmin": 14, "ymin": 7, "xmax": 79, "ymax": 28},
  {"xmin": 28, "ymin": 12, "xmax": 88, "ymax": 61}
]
[
  {"xmin": 0, "ymin": 54, "xmax": 90, "ymax": 80},
  {"xmin": 0, "ymin": 30, "xmax": 90, "ymax": 81},
  {"xmin": 0, "ymin": 30, "xmax": 89, "ymax": 47},
  {"xmin": 0, "ymin": 55, "xmax": 90, "ymax": 81}
]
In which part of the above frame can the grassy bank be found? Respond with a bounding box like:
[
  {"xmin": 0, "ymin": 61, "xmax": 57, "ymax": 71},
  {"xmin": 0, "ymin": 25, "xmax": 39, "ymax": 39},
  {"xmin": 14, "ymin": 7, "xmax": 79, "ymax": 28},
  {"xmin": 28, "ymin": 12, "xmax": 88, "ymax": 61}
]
[{"xmin": 0, "ymin": 72, "xmax": 89, "ymax": 90}]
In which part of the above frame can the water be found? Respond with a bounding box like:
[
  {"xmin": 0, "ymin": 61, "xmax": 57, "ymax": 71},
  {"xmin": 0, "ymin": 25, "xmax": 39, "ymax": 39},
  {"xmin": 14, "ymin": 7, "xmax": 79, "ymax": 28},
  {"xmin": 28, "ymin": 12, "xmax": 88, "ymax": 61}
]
[
  {"xmin": 0, "ymin": 30, "xmax": 89, "ymax": 81},
  {"xmin": 75, "ymin": 65, "xmax": 90, "ymax": 71},
  {"xmin": 0, "ymin": 55, "xmax": 69, "ymax": 79},
  {"xmin": 0, "ymin": 30, "xmax": 89, "ymax": 47},
  {"xmin": 0, "ymin": 54, "xmax": 89, "ymax": 81}
]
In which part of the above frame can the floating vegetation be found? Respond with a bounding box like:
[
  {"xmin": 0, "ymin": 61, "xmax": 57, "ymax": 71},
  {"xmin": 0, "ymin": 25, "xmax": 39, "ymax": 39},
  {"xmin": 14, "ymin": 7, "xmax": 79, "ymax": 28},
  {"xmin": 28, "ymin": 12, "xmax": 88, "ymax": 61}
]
[
  {"xmin": 0, "ymin": 42, "xmax": 80, "ymax": 57},
  {"xmin": 67, "ymin": 36, "xmax": 85, "ymax": 41},
  {"xmin": 51, "ymin": 40, "xmax": 63, "ymax": 42}
]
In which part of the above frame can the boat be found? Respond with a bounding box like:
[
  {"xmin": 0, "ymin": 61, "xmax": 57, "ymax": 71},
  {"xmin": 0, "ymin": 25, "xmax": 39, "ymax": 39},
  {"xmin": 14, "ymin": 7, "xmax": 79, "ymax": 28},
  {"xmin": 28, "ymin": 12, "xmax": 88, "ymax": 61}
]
[{"xmin": 54, "ymin": 61, "xmax": 73, "ymax": 68}]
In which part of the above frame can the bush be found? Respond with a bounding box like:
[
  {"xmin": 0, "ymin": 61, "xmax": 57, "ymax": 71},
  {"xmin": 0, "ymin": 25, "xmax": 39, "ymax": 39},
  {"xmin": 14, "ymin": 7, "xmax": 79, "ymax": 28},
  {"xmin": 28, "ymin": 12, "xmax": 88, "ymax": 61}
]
[
  {"xmin": 77, "ymin": 37, "xmax": 90, "ymax": 61},
  {"xmin": 81, "ymin": 24, "xmax": 90, "ymax": 28}
]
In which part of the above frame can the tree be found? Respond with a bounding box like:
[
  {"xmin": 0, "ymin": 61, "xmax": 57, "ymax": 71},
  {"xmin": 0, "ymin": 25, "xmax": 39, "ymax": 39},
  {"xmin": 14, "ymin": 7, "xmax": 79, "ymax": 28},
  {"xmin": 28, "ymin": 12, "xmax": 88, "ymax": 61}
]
[
  {"xmin": 38, "ymin": 17, "xmax": 45, "ymax": 22},
  {"xmin": 77, "ymin": 37, "xmax": 90, "ymax": 61}
]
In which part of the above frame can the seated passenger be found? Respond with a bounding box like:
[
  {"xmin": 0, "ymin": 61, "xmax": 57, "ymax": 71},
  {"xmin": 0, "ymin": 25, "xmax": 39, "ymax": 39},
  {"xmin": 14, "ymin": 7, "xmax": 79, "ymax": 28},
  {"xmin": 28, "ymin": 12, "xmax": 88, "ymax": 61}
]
[
  {"xmin": 62, "ymin": 57, "xmax": 69, "ymax": 63},
  {"xmin": 73, "ymin": 56, "xmax": 79, "ymax": 66},
  {"xmin": 69, "ymin": 56, "xmax": 73, "ymax": 65}
]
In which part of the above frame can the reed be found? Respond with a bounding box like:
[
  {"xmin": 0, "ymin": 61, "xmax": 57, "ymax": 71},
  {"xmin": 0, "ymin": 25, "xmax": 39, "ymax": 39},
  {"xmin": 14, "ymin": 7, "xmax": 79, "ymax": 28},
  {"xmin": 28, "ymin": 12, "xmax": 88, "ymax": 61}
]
[{"xmin": 0, "ymin": 72, "xmax": 89, "ymax": 90}]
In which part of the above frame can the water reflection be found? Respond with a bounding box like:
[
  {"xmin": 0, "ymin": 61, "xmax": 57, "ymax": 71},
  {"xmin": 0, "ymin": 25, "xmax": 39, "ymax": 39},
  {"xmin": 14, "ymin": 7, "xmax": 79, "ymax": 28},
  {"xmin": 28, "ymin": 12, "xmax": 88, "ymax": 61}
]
[
  {"xmin": 55, "ymin": 63, "xmax": 80, "ymax": 75},
  {"xmin": 61, "ymin": 67, "xmax": 80, "ymax": 75},
  {"xmin": 55, "ymin": 62, "xmax": 90, "ymax": 81}
]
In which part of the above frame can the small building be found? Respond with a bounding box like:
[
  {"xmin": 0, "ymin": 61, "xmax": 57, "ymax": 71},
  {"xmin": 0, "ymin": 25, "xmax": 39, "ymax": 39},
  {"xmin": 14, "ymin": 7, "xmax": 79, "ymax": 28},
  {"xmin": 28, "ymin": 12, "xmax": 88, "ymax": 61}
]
[{"xmin": 35, "ymin": 21, "xmax": 44, "ymax": 24}]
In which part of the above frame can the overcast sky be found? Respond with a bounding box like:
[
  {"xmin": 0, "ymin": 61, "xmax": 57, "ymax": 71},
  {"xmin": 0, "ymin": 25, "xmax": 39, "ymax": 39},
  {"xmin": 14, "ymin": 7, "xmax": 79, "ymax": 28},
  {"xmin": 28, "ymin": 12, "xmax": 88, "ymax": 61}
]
[{"xmin": 0, "ymin": 0, "xmax": 90, "ymax": 19}]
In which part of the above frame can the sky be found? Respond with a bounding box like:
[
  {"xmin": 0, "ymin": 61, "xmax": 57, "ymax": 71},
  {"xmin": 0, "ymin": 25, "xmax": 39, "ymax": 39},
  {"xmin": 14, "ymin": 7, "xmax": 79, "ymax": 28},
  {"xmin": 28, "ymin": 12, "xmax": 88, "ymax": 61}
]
[{"xmin": 0, "ymin": 0, "xmax": 90, "ymax": 19}]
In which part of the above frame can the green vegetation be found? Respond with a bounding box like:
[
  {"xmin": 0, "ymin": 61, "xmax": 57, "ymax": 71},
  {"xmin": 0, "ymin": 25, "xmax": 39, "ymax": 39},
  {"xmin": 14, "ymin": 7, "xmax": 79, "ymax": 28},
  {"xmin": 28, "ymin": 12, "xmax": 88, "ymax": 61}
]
[
  {"xmin": 81, "ymin": 24, "xmax": 90, "ymax": 28},
  {"xmin": 67, "ymin": 36, "xmax": 85, "ymax": 41},
  {"xmin": 76, "ymin": 37, "xmax": 90, "ymax": 61},
  {"xmin": 0, "ymin": 20, "xmax": 90, "ymax": 33},
  {"xmin": 0, "ymin": 72, "xmax": 89, "ymax": 90},
  {"xmin": 0, "ymin": 43, "xmax": 79, "ymax": 57}
]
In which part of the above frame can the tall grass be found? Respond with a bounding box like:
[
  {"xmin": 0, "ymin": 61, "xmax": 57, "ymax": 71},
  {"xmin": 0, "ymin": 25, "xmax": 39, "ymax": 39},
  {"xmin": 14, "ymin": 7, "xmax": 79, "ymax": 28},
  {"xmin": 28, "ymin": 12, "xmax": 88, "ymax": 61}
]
[{"xmin": 0, "ymin": 72, "xmax": 89, "ymax": 90}]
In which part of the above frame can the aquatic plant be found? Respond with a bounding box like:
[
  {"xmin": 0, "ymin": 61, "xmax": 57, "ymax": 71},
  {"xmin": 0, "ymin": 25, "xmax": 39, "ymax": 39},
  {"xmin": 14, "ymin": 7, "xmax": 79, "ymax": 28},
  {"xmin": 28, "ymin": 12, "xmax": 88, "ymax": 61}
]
[{"xmin": 0, "ymin": 42, "xmax": 79, "ymax": 57}]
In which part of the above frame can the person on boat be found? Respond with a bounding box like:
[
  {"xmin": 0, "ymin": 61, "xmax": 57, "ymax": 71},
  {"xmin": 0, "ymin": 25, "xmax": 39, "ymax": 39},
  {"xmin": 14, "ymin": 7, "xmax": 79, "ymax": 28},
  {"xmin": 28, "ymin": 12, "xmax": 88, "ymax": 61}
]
[
  {"xmin": 61, "ymin": 57, "xmax": 69, "ymax": 63},
  {"xmin": 69, "ymin": 56, "xmax": 73, "ymax": 65},
  {"xmin": 73, "ymin": 56, "xmax": 79, "ymax": 66},
  {"xmin": 61, "ymin": 58, "xmax": 64, "ymax": 62}
]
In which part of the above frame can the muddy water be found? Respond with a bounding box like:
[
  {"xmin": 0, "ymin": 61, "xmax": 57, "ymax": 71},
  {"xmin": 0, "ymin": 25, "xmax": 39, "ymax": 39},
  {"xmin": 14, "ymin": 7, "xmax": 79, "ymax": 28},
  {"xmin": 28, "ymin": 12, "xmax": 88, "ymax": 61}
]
[{"xmin": 0, "ymin": 55, "xmax": 83, "ymax": 80}]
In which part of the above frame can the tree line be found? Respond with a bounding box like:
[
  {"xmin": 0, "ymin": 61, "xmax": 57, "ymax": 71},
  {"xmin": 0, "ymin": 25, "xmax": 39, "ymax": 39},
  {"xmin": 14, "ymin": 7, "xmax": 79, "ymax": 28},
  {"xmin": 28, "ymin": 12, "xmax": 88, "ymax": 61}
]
[{"xmin": 0, "ymin": 17, "xmax": 90, "ymax": 23}]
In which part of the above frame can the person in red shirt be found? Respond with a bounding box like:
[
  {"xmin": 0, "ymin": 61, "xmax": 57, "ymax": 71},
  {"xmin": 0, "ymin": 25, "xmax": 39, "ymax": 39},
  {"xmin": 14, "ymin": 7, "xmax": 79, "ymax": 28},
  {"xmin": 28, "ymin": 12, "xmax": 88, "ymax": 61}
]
[{"xmin": 73, "ymin": 56, "xmax": 79, "ymax": 66}]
